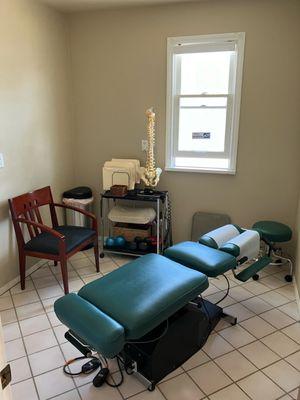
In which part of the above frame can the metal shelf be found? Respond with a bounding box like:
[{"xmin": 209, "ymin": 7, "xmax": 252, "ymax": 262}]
[
  {"xmin": 100, "ymin": 189, "xmax": 172, "ymax": 257},
  {"xmin": 102, "ymin": 246, "xmax": 155, "ymax": 257},
  {"xmin": 102, "ymin": 189, "xmax": 168, "ymax": 202}
]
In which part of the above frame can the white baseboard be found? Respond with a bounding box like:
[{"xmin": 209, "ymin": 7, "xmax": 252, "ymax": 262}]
[{"xmin": 0, "ymin": 259, "xmax": 45, "ymax": 296}]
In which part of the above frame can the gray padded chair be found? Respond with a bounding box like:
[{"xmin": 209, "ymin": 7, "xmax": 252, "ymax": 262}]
[{"xmin": 191, "ymin": 212, "xmax": 231, "ymax": 242}]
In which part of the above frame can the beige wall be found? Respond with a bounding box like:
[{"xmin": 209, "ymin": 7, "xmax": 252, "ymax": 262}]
[
  {"xmin": 68, "ymin": 0, "xmax": 300, "ymax": 250},
  {"xmin": 0, "ymin": 0, "xmax": 74, "ymax": 287}
]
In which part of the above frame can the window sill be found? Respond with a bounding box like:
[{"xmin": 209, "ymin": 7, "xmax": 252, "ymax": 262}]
[{"xmin": 165, "ymin": 166, "xmax": 236, "ymax": 175}]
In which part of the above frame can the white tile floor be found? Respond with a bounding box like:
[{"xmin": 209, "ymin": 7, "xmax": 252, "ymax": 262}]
[{"xmin": 1, "ymin": 249, "xmax": 299, "ymax": 400}]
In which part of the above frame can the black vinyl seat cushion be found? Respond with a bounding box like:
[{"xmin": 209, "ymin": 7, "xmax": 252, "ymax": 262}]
[{"xmin": 24, "ymin": 225, "xmax": 96, "ymax": 255}]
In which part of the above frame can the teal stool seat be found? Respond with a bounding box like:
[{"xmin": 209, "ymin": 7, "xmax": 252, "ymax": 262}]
[
  {"xmin": 164, "ymin": 242, "xmax": 237, "ymax": 277},
  {"xmin": 54, "ymin": 253, "xmax": 208, "ymax": 357},
  {"xmin": 252, "ymin": 220, "xmax": 292, "ymax": 243}
]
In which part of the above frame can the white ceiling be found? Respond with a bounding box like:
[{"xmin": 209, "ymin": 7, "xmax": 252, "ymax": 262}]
[{"xmin": 40, "ymin": 0, "xmax": 200, "ymax": 12}]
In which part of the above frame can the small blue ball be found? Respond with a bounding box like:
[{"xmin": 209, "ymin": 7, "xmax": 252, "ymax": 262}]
[
  {"xmin": 106, "ymin": 237, "xmax": 115, "ymax": 247},
  {"xmin": 115, "ymin": 236, "xmax": 126, "ymax": 247}
]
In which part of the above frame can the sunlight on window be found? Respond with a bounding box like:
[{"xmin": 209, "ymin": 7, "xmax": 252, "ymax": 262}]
[
  {"xmin": 180, "ymin": 51, "xmax": 233, "ymax": 95},
  {"xmin": 175, "ymin": 157, "xmax": 229, "ymax": 170},
  {"xmin": 178, "ymin": 97, "xmax": 227, "ymax": 153}
]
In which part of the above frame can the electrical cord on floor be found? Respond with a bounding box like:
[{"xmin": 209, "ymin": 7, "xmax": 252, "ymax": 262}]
[
  {"xmin": 63, "ymin": 320, "xmax": 170, "ymax": 386},
  {"xmin": 104, "ymin": 357, "xmax": 124, "ymax": 388},
  {"xmin": 63, "ymin": 353, "xmax": 129, "ymax": 388},
  {"xmin": 214, "ymin": 274, "xmax": 230, "ymax": 305},
  {"xmin": 198, "ymin": 294, "xmax": 213, "ymax": 348},
  {"xmin": 63, "ymin": 356, "xmax": 100, "ymax": 376},
  {"xmin": 199, "ymin": 295, "xmax": 212, "ymax": 326}
]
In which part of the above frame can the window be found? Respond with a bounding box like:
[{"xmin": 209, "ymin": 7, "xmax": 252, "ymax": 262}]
[{"xmin": 165, "ymin": 33, "xmax": 245, "ymax": 174}]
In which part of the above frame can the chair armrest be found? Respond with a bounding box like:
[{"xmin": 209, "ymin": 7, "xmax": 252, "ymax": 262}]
[
  {"xmin": 16, "ymin": 218, "xmax": 65, "ymax": 240},
  {"xmin": 53, "ymin": 203, "xmax": 96, "ymax": 221}
]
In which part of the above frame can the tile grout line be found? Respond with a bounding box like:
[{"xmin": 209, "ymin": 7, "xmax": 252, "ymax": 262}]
[
  {"xmin": 13, "ymin": 261, "xmax": 81, "ymax": 400},
  {"xmin": 49, "ymin": 260, "xmax": 86, "ymax": 292},
  {"xmin": 9, "ymin": 275, "xmax": 42, "ymax": 400},
  {"xmin": 37, "ymin": 253, "xmax": 119, "ymax": 399},
  {"xmin": 123, "ymin": 286, "xmax": 298, "ymax": 399},
  {"xmin": 29, "ymin": 261, "xmax": 85, "ymax": 400},
  {"xmin": 209, "ymin": 289, "xmax": 300, "ymax": 396},
  {"xmin": 186, "ymin": 362, "xmax": 235, "ymax": 399},
  {"xmin": 157, "ymin": 273, "xmax": 299, "ymax": 397},
  {"xmin": 202, "ymin": 322, "xmax": 300, "ymax": 396}
]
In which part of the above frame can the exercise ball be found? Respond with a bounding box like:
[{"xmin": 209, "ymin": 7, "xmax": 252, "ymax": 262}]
[
  {"xmin": 106, "ymin": 237, "xmax": 115, "ymax": 247},
  {"xmin": 134, "ymin": 236, "xmax": 143, "ymax": 243},
  {"xmin": 138, "ymin": 241, "xmax": 148, "ymax": 251},
  {"xmin": 115, "ymin": 236, "xmax": 126, "ymax": 247}
]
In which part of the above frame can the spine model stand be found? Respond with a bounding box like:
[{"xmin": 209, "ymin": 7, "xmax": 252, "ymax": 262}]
[{"xmin": 140, "ymin": 108, "xmax": 162, "ymax": 189}]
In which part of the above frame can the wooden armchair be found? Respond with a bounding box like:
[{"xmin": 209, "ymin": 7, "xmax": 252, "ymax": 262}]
[{"xmin": 8, "ymin": 186, "xmax": 99, "ymax": 294}]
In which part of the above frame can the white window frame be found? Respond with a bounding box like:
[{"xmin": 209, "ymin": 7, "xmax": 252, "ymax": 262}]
[{"xmin": 165, "ymin": 32, "xmax": 245, "ymax": 174}]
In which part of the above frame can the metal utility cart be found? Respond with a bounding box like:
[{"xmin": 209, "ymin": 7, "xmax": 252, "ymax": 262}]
[{"xmin": 100, "ymin": 189, "xmax": 172, "ymax": 257}]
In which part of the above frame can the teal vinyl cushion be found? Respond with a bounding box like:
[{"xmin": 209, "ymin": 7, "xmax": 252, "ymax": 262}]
[
  {"xmin": 252, "ymin": 221, "xmax": 292, "ymax": 243},
  {"xmin": 219, "ymin": 243, "xmax": 240, "ymax": 257},
  {"xmin": 164, "ymin": 242, "xmax": 236, "ymax": 277},
  {"xmin": 199, "ymin": 235, "xmax": 218, "ymax": 249},
  {"xmin": 54, "ymin": 293, "xmax": 125, "ymax": 358},
  {"xmin": 78, "ymin": 253, "xmax": 208, "ymax": 340}
]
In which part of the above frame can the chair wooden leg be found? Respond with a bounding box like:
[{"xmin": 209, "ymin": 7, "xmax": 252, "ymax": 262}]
[
  {"xmin": 94, "ymin": 239, "xmax": 100, "ymax": 273},
  {"xmin": 60, "ymin": 258, "xmax": 69, "ymax": 294},
  {"xmin": 54, "ymin": 261, "xmax": 58, "ymax": 266},
  {"xmin": 19, "ymin": 252, "xmax": 26, "ymax": 290}
]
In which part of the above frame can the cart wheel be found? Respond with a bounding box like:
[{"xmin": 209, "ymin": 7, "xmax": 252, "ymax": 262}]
[
  {"xmin": 100, "ymin": 253, "xmax": 105, "ymax": 259},
  {"xmin": 252, "ymin": 274, "xmax": 259, "ymax": 281},
  {"xmin": 148, "ymin": 382, "xmax": 156, "ymax": 392},
  {"xmin": 285, "ymin": 274, "xmax": 292, "ymax": 283}
]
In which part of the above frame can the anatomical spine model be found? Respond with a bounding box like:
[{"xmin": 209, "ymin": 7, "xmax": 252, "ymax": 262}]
[{"xmin": 140, "ymin": 108, "xmax": 162, "ymax": 189}]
